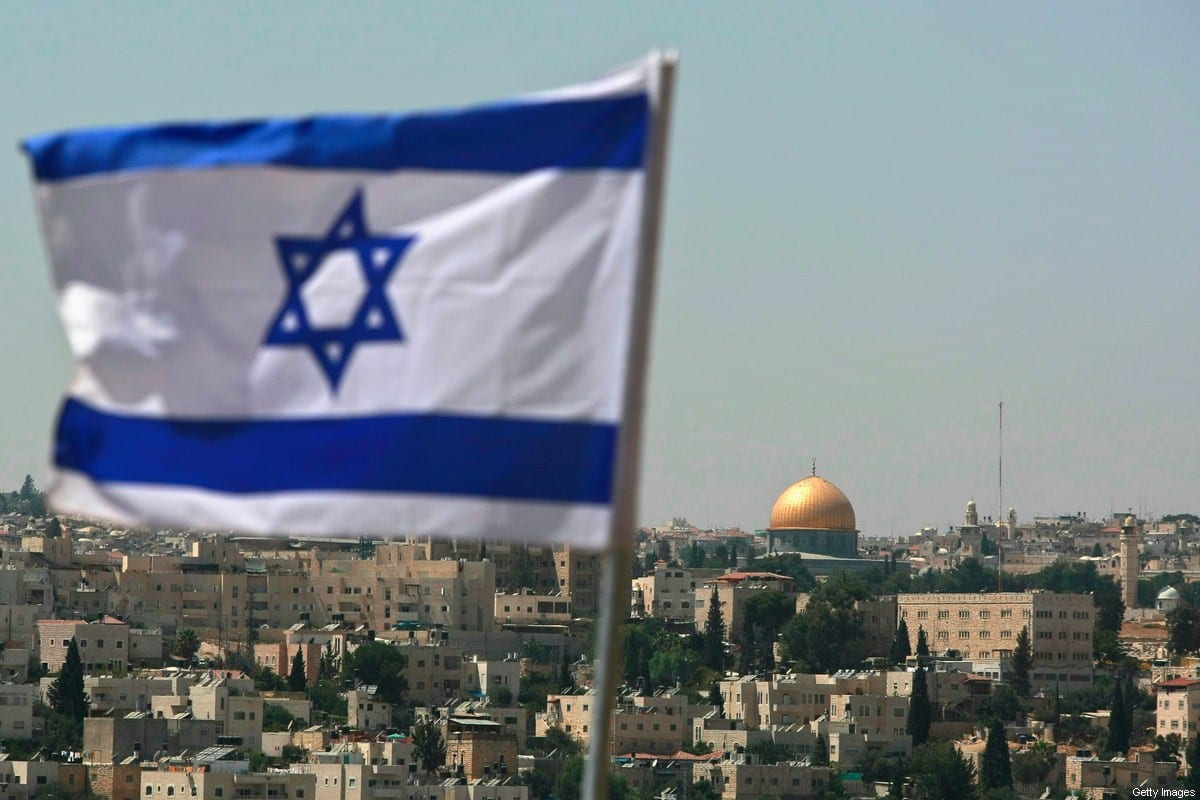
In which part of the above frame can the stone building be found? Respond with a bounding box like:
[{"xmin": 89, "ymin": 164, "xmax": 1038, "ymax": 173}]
[
  {"xmin": 631, "ymin": 564, "xmax": 697, "ymax": 622},
  {"xmin": 445, "ymin": 717, "xmax": 517, "ymax": 780},
  {"xmin": 896, "ymin": 591, "xmax": 1093, "ymax": 664},
  {"xmin": 1156, "ymin": 677, "xmax": 1200, "ymax": 739},
  {"xmin": 37, "ymin": 617, "xmax": 130, "ymax": 674}
]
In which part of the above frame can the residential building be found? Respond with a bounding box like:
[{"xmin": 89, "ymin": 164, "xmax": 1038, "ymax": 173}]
[{"xmin": 1156, "ymin": 677, "xmax": 1200, "ymax": 739}]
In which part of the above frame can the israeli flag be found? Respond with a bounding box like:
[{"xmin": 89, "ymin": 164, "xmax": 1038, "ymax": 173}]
[{"xmin": 23, "ymin": 58, "xmax": 666, "ymax": 548}]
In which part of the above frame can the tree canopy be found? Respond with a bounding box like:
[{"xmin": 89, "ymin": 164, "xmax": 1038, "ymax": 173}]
[
  {"xmin": 48, "ymin": 639, "xmax": 88, "ymax": 722},
  {"xmin": 346, "ymin": 641, "xmax": 407, "ymax": 704}
]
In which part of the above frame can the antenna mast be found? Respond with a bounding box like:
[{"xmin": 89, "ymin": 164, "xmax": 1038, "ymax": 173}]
[{"xmin": 998, "ymin": 400, "xmax": 1004, "ymax": 592}]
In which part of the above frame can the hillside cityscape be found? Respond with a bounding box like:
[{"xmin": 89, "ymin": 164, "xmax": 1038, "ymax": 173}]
[{"xmin": 0, "ymin": 471, "xmax": 1198, "ymax": 800}]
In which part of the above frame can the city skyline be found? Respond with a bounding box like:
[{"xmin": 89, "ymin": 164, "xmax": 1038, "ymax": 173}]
[{"xmin": 1, "ymin": 3, "xmax": 1197, "ymax": 538}]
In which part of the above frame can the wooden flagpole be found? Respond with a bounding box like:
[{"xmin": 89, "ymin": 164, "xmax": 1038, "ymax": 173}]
[{"xmin": 581, "ymin": 50, "xmax": 677, "ymax": 800}]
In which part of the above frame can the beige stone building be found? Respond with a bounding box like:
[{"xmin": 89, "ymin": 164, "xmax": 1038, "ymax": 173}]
[
  {"xmin": 493, "ymin": 591, "xmax": 571, "ymax": 626},
  {"xmin": 896, "ymin": 591, "xmax": 1093, "ymax": 664},
  {"xmin": 347, "ymin": 688, "xmax": 393, "ymax": 731},
  {"xmin": 539, "ymin": 688, "xmax": 712, "ymax": 756},
  {"xmin": 140, "ymin": 764, "xmax": 316, "ymax": 800},
  {"xmin": 1066, "ymin": 751, "xmax": 1176, "ymax": 798},
  {"xmin": 694, "ymin": 572, "xmax": 798, "ymax": 641},
  {"xmin": 307, "ymin": 543, "xmax": 496, "ymax": 632},
  {"xmin": 0, "ymin": 683, "xmax": 35, "ymax": 740},
  {"xmin": 445, "ymin": 717, "xmax": 518, "ymax": 780},
  {"xmin": 38, "ymin": 617, "xmax": 130, "ymax": 673},
  {"xmin": 631, "ymin": 564, "xmax": 697, "ymax": 622},
  {"xmin": 1156, "ymin": 677, "xmax": 1200, "ymax": 739},
  {"xmin": 692, "ymin": 757, "xmax": 835, "ymax": 800}
]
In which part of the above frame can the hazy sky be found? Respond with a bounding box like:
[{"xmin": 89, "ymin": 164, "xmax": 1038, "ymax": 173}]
[{"xmin": 2, "ymin": 3, "xmax": 1197, "ymax": 538}]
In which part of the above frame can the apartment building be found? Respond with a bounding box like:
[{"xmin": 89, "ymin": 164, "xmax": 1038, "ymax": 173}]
[
  {"xmin": 0, "ymin": 683, "xmax": 35, "ymax": 739},
  {"xmin": 896, "ymin": 591, "xmax": 1093, "ymax": 664},
  {"xmin": 1156, "ymin": 677, "xmax": 1200, "ymax": 739},
  {"xmin": 141, "ymin": 763, "xmax": 316, "ymax": 800},
  {"xmin": 539, "ymin": 688, "xmax": 712, "ymax": 755},
  {"xmin": 38, "ymin": 618, "xmax": 130, "ymax": 673},
  {"xmin": 1066, "ymin": 751, "xmax": 1177, "ymax": 798},
  {"xmin": 188, "ymin": 675, "xmax": 266, "ymax": 750},
  {"xmin": 631, "ymin": 565, "xmax": 698, "ymax": 623},
  {"xmin": 493, "ymin": 592, "xmax": 571, "ymax": 626},
  {"xmin": 694, "ymin": 572, "xmax": 797, "ymax": 640},
  {"xmin": 308, "ymin": 543, "xmax": 496, "ymax": 632},
  {"xmin": 692, "ymin": 756, "xmax": 834, "ymax": 800},
  {"xmin": 348, "ymin": 688, "xmax": 393, "ymax": 731},
  {"xmin": 445, "ymin": 717, "xmax": 518, "ymax": 780}
]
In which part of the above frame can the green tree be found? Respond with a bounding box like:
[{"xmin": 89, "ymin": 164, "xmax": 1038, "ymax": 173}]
[
  {"xmin": 1008, "ymin": 627, "xmax": 1032, "ymax": 697},
  {"xmin": 909, "ymin": 741, "xmax": 978, "ymax": 800},
  {"xmin": 977, "ymin": 684, "xmax": 1020, "ymax": 724},
  {"xmin": 346, "ymin": 641, "xmax": 408, "ymax": 704},
  {"xmin": 890, "ymin": 619, "xmax": 911, "ymax": 665},
  {"xmin": 741, "ymin": 591, "xmax": 796, "ymax": 670},
  {"xmin": 543, "ymin": 725, "xmax": 582, "ymax": 757},
  {"xmin": 19, "ymin": 474, "xmax": 43, "ymax": 515},
  {"xmin": 779, "ymin": 594, "xmax": 866, "ymax": 673},
  {"xmin": 813, "ymin": 733, "xmax": 830, "ymax": 766},
  {"xmin": 690, "ymin": 779, "xmax": 720, "ymax": 800},
  {"xmin": 288, "ymin": 649, "xmax": 307, "ymax": 691},
  {"xmin": 649, "ymin": 643, "xmax": 699, "ymax": 688},
  {"xmin": 979, "ymin": 718, "xmax": 1012, "ymax": 791},
  {"xmin": 1011, "ymin": 741, "xmax": 1056, "ymax": 785},
  {"xmin": 44, "ymin": 516, "xmax": 63, "ymax": 538},
  {"xmin": 47, "ymin": 639, "xmax": 88, "ymax": 722},
  {"xmin": 319, "ymin": 643, "xmax": 340, "ymax": 680},
  {"xmin": 412, "ymin": 717, "xmax": 446, "ymax": 773},
  {"xmin": 1106, "ymin": 680, "xmax": 1130, "ymax": 755},
  {"xmin": 172, "ymin": 629, "xmax": 201, "ymax": 663},
  {"xmin": 263, "ymin": 703, "xmax": 298, "ymax": 732},
  {"xmin": 916, "ymin": 626, "xmax": 930, "ymax": 659},
  {"xmin": 907, "ymin": 666, "xmax": 931, "ymax": 746},
  {"xmin": 307, "ymin": 678, "xmax": 347, "ymax": 719},
  {"xmin": 1154, "ymin": 733, "xmax": 1182, "ymax": 764},
  {"xmin": 1184, "ymin": 735, "xmax": 1200, "ymax": 792},
  {"xmin": 1168, "ymin": 606, "xmax": 1200, "ymax": 654},
  {"xmin": 701, "ymin": 585, "xmax": 725, "ymax": 673}
]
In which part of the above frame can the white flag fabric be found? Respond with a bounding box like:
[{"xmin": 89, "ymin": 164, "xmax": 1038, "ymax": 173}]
[{"xmin": 24, "ymin": 59, "xmax": 660, "ymax": 548}]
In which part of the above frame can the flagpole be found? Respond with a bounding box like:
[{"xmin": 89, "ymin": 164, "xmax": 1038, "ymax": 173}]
[{"xmin": 582, "ymin": 51, "xmax": 677, "ymax": 800}]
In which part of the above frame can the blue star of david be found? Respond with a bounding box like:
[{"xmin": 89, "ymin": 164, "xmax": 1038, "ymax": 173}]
[{"xmin": 263, "ymin": 190, "xmax": 415, "ymax": 392}]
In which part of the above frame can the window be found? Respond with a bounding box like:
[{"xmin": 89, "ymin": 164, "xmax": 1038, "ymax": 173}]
[
  {"xmin": 146, "ymin": 789, "xmax": 153, "ymax": 797},
  {"xmin": 938, "ymin": 610, "xmax": 949, "ymax": 619},
  {"xmin": 958, "ymin": 610, "xmax": 969, "ymax": 619}
]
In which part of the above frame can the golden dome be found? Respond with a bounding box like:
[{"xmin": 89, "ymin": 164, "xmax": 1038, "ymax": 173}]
[{"xmin": 769, "ymin": 475, "xmax": 856, "ymax": 531}]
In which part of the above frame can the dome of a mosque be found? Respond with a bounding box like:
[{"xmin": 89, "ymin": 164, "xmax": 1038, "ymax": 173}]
[
  {"xmin": 1158, "ymin": 586, "xmax": 1182, "ymax": 601},
  {"xmin": 769, "ymin": 474, "xmax": 856, "ymax": 531}
]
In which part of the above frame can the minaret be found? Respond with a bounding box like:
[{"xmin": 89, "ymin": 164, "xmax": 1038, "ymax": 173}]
[
  {"xmin": 965, "ymin": 499, "xmax": 978, "ymax": 527},
  {"xmin": 1120, "ymin": 514, "xmax": 1139, "ymax": 611}
]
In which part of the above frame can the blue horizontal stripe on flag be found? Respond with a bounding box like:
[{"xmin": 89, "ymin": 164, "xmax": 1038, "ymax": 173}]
[
  {"xmin": 55, "ymin": 399, "xmax": 616, "ymax": 504},
  {"xmin": 24, "ymin": 94, "xmax": 648, "ymax": 181}
]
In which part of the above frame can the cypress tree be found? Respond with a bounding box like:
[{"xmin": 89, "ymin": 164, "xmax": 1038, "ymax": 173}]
[
  {"xmin": 916, "ymin": 626, "xmax": 930, "ymax": 658},
  {"xmin": 1009, "ymin": 626, "xmax": 1033, "ymax": 697},
  {"xmin": 813, "ymin": 733, "xmax": 830, "ymax": 766},
  {"xmin": 288, "ymin": 648, "xmax": 307, "ymax": 691},
  {"xmin": 979, "ymin": 718, "xmax": 1012, "ymax": 790},
  {"xmin": 907, "ymin": 666, "xmax": 931, "ymax": 746},
  {"xmin": 702, "ymin": 585, "xmax": 725, "ymax": 673},
  {"xmin": 890, "ymin": 619, "xmax": 911, "ymax": 665},
  {"xmin": 1107, "ymin": 680, "xmax": 1129, "ymax": 755},
  {"xmin": 48, "ymin": 638, "xmax": 88, "ymax": 722}
]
